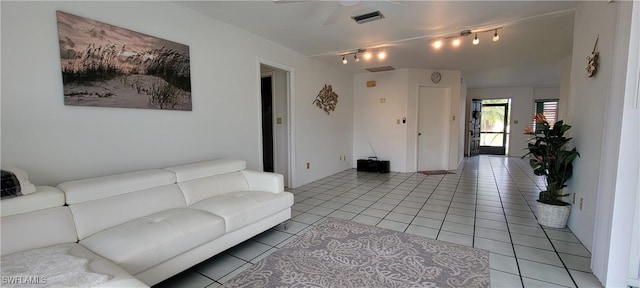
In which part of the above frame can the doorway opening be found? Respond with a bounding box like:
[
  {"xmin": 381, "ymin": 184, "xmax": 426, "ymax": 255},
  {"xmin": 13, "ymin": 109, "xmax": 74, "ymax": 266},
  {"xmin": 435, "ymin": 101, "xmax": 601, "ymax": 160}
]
[
  {"xmin": 261, "ymin": 75, "xmax": 274, "ymax": 172},
  {"xmin": 260, "ymin": 63, "xmax": 291, "ymax": 187},
  {"xmin": 479, "ymin": 99, "xmax": 511, "ymax": 155}
]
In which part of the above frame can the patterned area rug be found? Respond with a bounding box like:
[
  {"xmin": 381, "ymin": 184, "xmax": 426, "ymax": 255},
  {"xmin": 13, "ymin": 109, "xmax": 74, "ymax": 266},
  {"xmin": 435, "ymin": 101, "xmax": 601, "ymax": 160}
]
[
  {"xmin": 418, "ymin": 170, "xmax": 456, "ymax": 176},
  {"xmin": 222, "ymin": 218, "xmax": 489, "ymax": 288}
]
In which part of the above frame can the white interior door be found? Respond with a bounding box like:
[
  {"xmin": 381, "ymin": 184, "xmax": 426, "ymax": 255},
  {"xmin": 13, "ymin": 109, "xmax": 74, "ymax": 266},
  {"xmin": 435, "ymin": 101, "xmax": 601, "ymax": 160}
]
[{"xmin": 418, "ymin": 86, "xmax": 450, "ymax": 171}]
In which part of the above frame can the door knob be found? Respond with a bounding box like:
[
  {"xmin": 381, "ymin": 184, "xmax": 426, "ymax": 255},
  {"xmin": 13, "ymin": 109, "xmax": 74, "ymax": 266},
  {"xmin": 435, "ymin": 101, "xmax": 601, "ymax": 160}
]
[{"xmin": 418, "ymin": 133, "xmax": 422, "ymax": 136}]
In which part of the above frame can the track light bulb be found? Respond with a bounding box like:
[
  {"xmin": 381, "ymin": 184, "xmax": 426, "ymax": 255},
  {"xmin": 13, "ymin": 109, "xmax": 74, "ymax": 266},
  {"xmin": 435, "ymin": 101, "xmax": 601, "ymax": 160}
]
[
  {"xmin": 452, "ymin": 38, "xmax": 461, "ymax": 47},
  {"xmin": 363, "ymin": 52, "xmax": 372, "ymax": 60},
  {"xmin": 342, "ymin": 56, "xmax": 347, "ymax": 64},
  {"xmin": 377, "ymin": 51, "xmax": 386, "ymax": 60},
  {"xmin": 493, "ymin": 29, "xmax": 500, "ymax": 42},
  {"xmin": 432, "ymin": 40, "xmax": 443, "ymax": 49},
  {"xmin": 473, "ymin": 33, "xmax": 479, "ymax": 45},
  {"xmin": 354, "ymin": 54, "xmax": 359, "ymax": 62}
]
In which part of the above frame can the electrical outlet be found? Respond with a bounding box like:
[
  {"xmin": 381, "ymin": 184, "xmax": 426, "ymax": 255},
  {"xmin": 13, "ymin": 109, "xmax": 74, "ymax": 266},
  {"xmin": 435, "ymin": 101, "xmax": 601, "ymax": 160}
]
[
  {"xmin": 579, "ymin": 198, "xmax": 584, "ymax": 210},
  {"xmin": 306, "ymin": 162, "xmax": 310, "ymax": 169}
]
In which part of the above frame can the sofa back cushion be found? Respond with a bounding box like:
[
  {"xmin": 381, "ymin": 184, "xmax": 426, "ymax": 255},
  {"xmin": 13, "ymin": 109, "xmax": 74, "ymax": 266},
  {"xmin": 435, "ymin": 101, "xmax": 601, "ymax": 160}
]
[
  {"xmin": 165, "ymin": 159, "xmax": 249, "ymax": 206},
  {"xmin": 165, "ymin": 159, "xmax": 246, "ymax": 182},
  {"xmin": 176, "ymin": 172, "xmax": 250, "ymax": 206},
  {"xmin": 1, "ymin": 206, "xmax": 77, "ymax": 256},
  {"xmin": 59, "ymin": 169, "xmax": 176, "ymax": 204},
  {"xmin": 1, "ymin": 186, "xmax": 65, "ymax": 217},
  {"xmin": 57, "ymin": 169, "xmax": 187, "ymax": 240}
]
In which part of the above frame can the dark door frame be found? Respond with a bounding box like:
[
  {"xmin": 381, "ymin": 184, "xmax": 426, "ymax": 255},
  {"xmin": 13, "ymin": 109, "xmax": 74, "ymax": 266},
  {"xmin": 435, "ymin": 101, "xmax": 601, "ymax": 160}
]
[{"xmin": 479, "ymin": 102, "xmax": 509, "ymax": 155}]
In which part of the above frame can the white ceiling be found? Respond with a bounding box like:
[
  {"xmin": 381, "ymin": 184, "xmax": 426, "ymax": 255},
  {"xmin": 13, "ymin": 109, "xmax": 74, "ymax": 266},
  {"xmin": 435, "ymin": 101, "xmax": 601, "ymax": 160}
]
[{"xmin": 176, "ymin": 0, "xmax": 578, "ymax": 88}]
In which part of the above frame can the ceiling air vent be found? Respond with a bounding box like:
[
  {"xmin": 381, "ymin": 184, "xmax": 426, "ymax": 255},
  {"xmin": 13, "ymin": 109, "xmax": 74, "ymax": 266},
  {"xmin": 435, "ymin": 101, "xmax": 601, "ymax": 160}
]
[
  {"xmin": 351, "ymin": 11, "xmax": 385, "ymax": 24},
  {"xmin": 366, "ymin": 66, "xmax": 395, "ymax": 73}
]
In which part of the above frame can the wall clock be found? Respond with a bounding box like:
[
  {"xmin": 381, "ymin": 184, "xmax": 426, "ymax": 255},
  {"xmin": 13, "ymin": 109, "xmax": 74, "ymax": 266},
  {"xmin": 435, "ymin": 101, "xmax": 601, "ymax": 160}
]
[{"xmin": 431, "ymin": 71, "xmax": 442, "ymax": 83}]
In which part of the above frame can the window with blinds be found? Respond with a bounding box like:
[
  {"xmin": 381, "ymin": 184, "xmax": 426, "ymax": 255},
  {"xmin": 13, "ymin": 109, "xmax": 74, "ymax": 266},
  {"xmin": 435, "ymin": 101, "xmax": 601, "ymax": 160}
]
[{"xmin": 533, "ymin": 99, "xmax": 558, "ymax": 130}]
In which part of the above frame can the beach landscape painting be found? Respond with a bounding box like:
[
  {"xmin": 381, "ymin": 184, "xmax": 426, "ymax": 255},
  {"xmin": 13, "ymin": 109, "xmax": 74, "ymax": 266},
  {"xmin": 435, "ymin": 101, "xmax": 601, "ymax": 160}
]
[{"xmin": 56, "ymin": 11, "xmax": 192, "ymax": 111}]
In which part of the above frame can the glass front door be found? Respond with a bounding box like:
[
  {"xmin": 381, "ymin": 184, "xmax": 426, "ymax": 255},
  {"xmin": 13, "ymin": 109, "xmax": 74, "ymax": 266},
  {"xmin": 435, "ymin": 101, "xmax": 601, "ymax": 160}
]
[{"xmin": 479, "ymin": 99, "xmax": 510, "ymax": 155}]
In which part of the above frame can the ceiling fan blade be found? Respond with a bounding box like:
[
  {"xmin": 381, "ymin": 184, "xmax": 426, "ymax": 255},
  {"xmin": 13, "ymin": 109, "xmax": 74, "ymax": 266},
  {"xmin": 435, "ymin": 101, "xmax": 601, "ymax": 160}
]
[{"xmin": 324, "ymin": 4, "xmax": 346, "ymax": 25}]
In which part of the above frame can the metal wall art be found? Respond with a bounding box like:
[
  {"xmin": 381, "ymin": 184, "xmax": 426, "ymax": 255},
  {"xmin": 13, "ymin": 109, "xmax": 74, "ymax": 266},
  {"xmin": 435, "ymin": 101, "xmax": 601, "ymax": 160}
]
[
  {"xmin": 313, "ymin": 84, "xmax": 339, "ymax": 115},
  {"xmin": 586, "ymin": 35, "xmax": 599, "ymax": 78}
]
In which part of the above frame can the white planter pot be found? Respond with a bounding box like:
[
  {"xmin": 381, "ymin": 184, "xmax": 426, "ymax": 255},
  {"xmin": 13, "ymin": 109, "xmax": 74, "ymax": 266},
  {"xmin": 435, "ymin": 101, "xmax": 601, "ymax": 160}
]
[{"xmin": 536, "ymin": 202, "xmax": 571, "ymax": 228}]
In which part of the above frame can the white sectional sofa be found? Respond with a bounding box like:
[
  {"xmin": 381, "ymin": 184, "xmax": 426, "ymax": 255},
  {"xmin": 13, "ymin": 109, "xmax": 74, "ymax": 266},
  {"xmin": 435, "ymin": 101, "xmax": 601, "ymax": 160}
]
[{"xmin": 1, "ymin": 159, "xmax": 294, "ymax": 287}]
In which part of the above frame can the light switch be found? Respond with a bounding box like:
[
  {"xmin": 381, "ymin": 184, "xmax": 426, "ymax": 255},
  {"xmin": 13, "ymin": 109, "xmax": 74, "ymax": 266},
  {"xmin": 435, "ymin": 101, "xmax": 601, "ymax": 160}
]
[
  {"xmin": 380, "ymin": 98, "xmax": 386, "ymax": 103},
  {"xmin": 397, "ymin": 119, "xmax": 400, "ymax": 124},
  {"xmin": 514, "ymin": 120, "xmax": 519, "ymax": 124},
  {"xmin": 276, "ymin": 117, "xmax": 282, "ymax": 124}
]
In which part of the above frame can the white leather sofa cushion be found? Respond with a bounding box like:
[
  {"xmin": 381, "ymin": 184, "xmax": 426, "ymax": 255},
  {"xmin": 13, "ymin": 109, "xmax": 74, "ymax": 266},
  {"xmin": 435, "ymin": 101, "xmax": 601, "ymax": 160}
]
[
  {"xmin": 68, "ymin": 184, "xmax": 187, "ymax": 240},
  {"xmin": 191, "ymin": 191, "xmax": 294, "ymax": 232},
  {"xmin": 241, "ymin": 170, "xmax": 284, "ymax": 194},
  {"xmin": 1, "ymin": 186, "xmax": 65, "ymax": 217},
  {"xmin": 59, "ymin": 169, "xmax": 176, "ymax": 204},
  {"xmin": 80, "ymin": 208, "xmax": 225, "ymax": 275},
  {"xmin": 1, "ymin": 206, "xmax": 77, "ymax": 257},
  {"xmin": 176, "ymin": 171, "xmax": 250, "ymax": 206},
  {"xmin": 165, "ymin": 159, "xmax": 246, "ymax": 182},
  {"xmin": 1, "ymin": 243, "xmax": 148, "ymax": 288}
]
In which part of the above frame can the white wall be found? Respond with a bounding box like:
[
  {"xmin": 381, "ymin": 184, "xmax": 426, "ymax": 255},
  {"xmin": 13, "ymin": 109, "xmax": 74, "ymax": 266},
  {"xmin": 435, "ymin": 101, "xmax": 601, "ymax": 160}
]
[
  {"xmin": 353, "ymin": 68, "xmax": 463, "ymax": 172},
  {"xmin": 533, "ymin": 87, "xmax": 559, "ymax": 100},
  {"xmin": 353, "ymin": 70, "xmax": 409, "ymax": 172},
  {"xmin": 558, "ymin": 54, "xmax": 573, "ymax": 120},
  {"xmin": 467, "ymin": 86, "xmax": 534, "ymax": 157},
  {"xmin": 565, "ymin": 0, "xmax": 619, "ymax": 253},
  {"xmin": 569, "ymin": 1, "xmax": 639, "ymax": 286},
  {"xmin": 272, "ymin": 69, "xmax": 289, "ymax": 186},
  {"xmin": 0, "ymin": 1, "xmax": 353, "ymax": 187}
]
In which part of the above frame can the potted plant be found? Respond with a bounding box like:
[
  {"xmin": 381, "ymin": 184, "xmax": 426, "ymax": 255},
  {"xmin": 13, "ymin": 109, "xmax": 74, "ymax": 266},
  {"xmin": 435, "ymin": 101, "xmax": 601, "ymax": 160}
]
[{"xmin": 523, "ymin": 113, "xmax": 580, "ymax": 228}]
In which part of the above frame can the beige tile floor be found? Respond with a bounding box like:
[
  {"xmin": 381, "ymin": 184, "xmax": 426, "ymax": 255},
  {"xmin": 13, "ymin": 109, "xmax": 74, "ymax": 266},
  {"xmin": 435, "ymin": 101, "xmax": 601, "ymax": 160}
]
[{"xmin": 154, "ymin": 156, "xmax": 603, "ymax": 288}]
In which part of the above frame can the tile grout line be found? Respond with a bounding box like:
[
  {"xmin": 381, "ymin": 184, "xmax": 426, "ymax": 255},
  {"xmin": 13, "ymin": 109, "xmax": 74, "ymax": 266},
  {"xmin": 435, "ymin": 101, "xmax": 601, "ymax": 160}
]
[
  {"xmin": 401, "ymin": 173, "xmax": 445, "ymax": 234},
  {"xmin": 505, "ymin": 158, "xmax": 579, "ymax": 287},
  {"xmin": 500, "ymin": 157, "xmax": 582, "ymax": 288},
  {"xmin": 487, "ymin": 156, "xmax": 525, "ymax": 288}
]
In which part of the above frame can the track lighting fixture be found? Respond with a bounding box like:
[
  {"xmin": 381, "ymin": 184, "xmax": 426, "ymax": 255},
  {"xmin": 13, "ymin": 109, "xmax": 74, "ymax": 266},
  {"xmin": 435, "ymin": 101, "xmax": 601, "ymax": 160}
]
[
  {"xmin": 430, "ymin": 27, "xmax": 501, "ymax": 50},
  {"xmin": 338, "ymin": 48, "xmax": 387, "ymax": 64},
  {"xmin": 432, "ymin": 40, "xmax": 443, "ymax": 49},
  {"xmin": 333, "ymin": 27, "xmax": 503, "ymax": 63}
]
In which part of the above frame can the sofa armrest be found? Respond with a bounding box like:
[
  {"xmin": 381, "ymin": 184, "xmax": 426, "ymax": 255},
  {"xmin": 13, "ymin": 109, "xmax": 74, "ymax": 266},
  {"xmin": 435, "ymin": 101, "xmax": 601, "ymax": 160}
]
[{"xmin": 240, "ymin": 170, "xmax": 284, "ymax": 193}]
